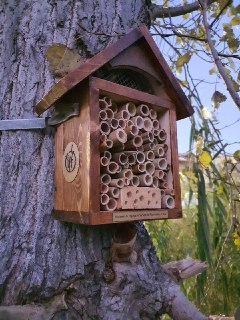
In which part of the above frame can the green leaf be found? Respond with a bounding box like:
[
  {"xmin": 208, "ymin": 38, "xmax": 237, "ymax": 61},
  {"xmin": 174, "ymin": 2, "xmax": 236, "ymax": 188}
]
[
  {"xmin": 233, "ymin": 150, "xmax": 240, "ymax": 162},
  {"xmin": 231, "ymin": 78, "xmax": 240, "ymax": 91},
  {"xmin": 209, "ymin": 66, "xmax": 216, "ymax": 75},
  {"xmin": 211, "ymin": 91, "xmax": 227, "ymax": 109},
  {"xmin": 176, "ymin": 53, "xmax": 191, "ymax": 73},
  {"xmin": 230, "ymin": 16, "xmax": 240, "ymax": 26}
]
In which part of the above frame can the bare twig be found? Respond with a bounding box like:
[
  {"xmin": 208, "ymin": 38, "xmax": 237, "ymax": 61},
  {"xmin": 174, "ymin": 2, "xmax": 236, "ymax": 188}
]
[
  {"xmin": 149, "ymin": 0, "xmax": 217, "ymax": 20},
  {"xmin": 199, "ymin": 0, "xmax": 240, "ymax": 110}
]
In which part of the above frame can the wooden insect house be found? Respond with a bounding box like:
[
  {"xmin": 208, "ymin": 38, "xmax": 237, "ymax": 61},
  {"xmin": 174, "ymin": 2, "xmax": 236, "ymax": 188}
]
[{"xmin": 35, "ymin": 24, "xmax": 194, "ymax": 225}]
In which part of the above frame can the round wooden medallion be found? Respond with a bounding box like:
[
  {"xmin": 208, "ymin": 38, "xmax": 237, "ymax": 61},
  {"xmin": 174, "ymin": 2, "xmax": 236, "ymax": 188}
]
[{"xmin": 63, "ymin": 142, "xmax": 80, "ymax": 182}]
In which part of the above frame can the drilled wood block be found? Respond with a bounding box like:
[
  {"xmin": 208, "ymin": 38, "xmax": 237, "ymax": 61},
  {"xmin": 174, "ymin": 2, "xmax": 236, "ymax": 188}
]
[{"xmin": 119, "ymin": 187, "xmax": 161, "ymax": 209}]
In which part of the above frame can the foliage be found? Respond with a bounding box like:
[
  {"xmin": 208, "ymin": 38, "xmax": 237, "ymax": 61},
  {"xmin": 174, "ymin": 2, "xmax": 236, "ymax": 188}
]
[{"xmin": 147, "ymin": 0, "xmax": 240, "ymax": 316}]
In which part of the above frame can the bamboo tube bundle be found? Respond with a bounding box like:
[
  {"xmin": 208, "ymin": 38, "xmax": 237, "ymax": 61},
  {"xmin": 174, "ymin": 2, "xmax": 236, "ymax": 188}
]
[
  {"xmin": 109, "ymin": 178, "xmax": 125, "ymax": 188},
  {"xmin": 159, "ymin": 172, "xmax": 167, "ymax": 182},
  {"xmin": 108, "ymin": 187, "xmax": 120, "ymax": 199},
  {"xmin": 118, "ymin": 102, "xmax": 137, "ymax": 117},
  {"xmin": 145, "ymin": 161, "xmax": 155, "ymax": 175},
  {"xmin": 109, "ymin": 128, "xmax": 127, "ymax": 146},
  {"xmin": 136, "ymin": 104, "xmax": 150, "ymax": 117},
  {"xmin": 127, "ymin": 153, "xmax": 137, "ymax": 165},
  {"xmin": 161, "ymin": 195, "xmax": 175, "ymax": 209},
  {"xmin": 124, "ymin": 124, "xmax": 139, "ymax": 139},
  {"xmin": 101, "ymin": 198, "xmax": 118, "ymax": 211}
]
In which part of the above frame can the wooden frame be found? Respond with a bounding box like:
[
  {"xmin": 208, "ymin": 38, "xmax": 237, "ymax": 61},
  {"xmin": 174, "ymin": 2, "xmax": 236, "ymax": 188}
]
[{"xmin": 53, "ymin": 77, "xmax": 182, "ymax": 225}]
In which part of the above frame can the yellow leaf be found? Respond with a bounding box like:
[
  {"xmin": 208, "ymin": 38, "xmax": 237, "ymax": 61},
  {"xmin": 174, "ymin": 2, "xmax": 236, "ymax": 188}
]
[
  {"xmin": 233, "ymin": 150, "xmax": 240, "ymax": 162},
  {"xmin": 233, "ymin": 231, "xmax": 240, "ymax": 251},
  {"xmin": 217, "ymin": 184, "xmax": 223, "ymax": 195},
  {"xmin": 46, "ymin": 44, "xmax": 84, "ymax": 78},
  {"xmin": 198, "ymin": 151, "xmax": 212, "ymax": 169}
]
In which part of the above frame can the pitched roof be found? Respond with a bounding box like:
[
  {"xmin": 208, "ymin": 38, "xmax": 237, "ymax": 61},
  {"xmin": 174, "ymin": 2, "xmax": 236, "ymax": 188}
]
[{"xmin": 35, "ymin": 24, "xmax": 193, "ymax": 120}]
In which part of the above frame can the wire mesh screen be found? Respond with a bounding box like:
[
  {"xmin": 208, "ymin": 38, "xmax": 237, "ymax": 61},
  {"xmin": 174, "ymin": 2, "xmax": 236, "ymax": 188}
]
[{"xmin": 95, "ymin": 67, "xmax": 154, "ymax": 94}]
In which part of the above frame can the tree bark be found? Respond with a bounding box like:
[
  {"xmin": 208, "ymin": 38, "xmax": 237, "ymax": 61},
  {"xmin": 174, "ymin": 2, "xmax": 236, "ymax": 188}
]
[{"xmin": 0, "ymin": 1, "xmax": 206, "ymax": 319}]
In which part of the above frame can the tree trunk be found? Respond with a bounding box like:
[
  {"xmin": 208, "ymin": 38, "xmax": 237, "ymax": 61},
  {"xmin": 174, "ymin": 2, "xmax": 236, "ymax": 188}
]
[{"xmin": 0, "ymin": 1, "xmax": 206, "ymax": 319}]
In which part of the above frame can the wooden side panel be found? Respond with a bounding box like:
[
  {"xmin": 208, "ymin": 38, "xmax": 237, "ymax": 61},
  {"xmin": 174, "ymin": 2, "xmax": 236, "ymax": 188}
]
[
  {"xmin": 169, "ymin": 108, "xmax": 182, "ymax": 210},
  {"xmin": 54, "ymin": 85, "xmax": 90, "ymax": 213}
]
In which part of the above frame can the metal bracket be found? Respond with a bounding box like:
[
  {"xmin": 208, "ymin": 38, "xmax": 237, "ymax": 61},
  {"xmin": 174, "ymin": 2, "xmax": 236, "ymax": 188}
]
[{"xmin": 0, "ymin": 102, "xmax": 80, "ymax": 131}]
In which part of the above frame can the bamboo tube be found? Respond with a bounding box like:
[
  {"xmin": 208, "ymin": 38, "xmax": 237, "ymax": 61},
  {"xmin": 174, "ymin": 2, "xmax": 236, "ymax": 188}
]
[
  {"xmin": 142, "ymin": 117, "xmax": 153, "ymax": 132},
  {"xmin": 99, "ymin": 139, "xmax": 113, "ymax": 151},
  {"xmin": 115, "ymin": 110, "xmax": 130, "ymax": 120},
  {"xmin": 110, "ymin": 102, "xmax": 118, "ymax": 113},
  {"xmin": 153, "ymin": 158, "xmax": 168, "ymax": 170},
  {"xmin": 124, "ymin": 178, "xmax": 130, "ymax": 186},
  {"xmin": 127, "ymin": 120, "xmax": 133, "ymax": 127},
  {"xmin": 111, "ymin": 142, "xmax": 125, "ymax": 152},
  {"xmin": 100, "ymin": 183, "xmax": 109, "ymax": 194},
  {"xmin": 100, "ymin": 193, "xmax": 110, "ymax": 205},
  {"xmin": 161, "ymin": 195, "xmax": 175, "ymax": 209},
  {"xmin": 142, "ymin": 142, "xmax": 155, "ymax": 151},
  {"xmin": 144, "ymin": 150, "xmax": 155, "ymax": 161},
  {"xmin": 160, "ymin": 189, "xmax": 166, "ymax": 196},
  {"xmin": 159, "ymin": 172, "xmax": 167, "ymax": 181},
  {"xmin": 136, "ymin": 104, "xmax": 150, "ymax": 117},
  {"xmin": 153, "ymin": 176, "xmax": 160, "ymax": 188},
  {"xmin": 149, "ymin": 108, "xmax": 157, "ymax": 120},
  {"xmin": 157, "ymin": 129, "xmax": 167, "ymax": 142},
  {"xmin": 118, "ymin": 102, "xmax": 137, "ymax": 117},
  {"xmin": 118, "ymin": 118, "xmax": 126, "ymax": 129},
  {"xmin": 100, "ymin": 174, "xmax": 111, "ymax": 185},
  {"xmin": 136, "ymin": 145, "xmax": 144, "ymax": 152},
  {"xmin": 100, "ymin": 156, "xmax": 110, "ymax": 167},
  {"xmin": 112, "ymin": 152, "xmax": 128, "ymax": 165},
  {"xmin": 154, "ymin": 170, "xmax": 165, "ymax": 180},
  {"xmin": 109, "ymin": 178, "xmax": 125, "ymax": 188},
  {"xmin": 110, "ymin": 118, "xmax": 119, "ymax": 130},
  {"xmin": 99, "ymin": 110, "xmax": 108, "ymax": 121},
  {"xmin": 141, "ymin": 131, "xmax": 154, "ymax": 143},
  {"xmin": 160, "ymin": 181, "xmax": 168, "ymax": 189},
  {"xmin": 131, "ymin": 116, "xmax": 144, "ymax": 129},
  {"xmin": 132, "ymin": 163, "xmax": 145, "ymax": 174},
  {"xmin": 154, "ymin": 145, "xmax": 165, "ymax": 158},
  {"xmin": 124, "ymin": 135, "xmax": 143, "ymax": 150},
  {"xmin": 128, "ymin": 153, "xmax": 137, "ymax": 165},
  {"xmin": 99, "ymin": 96, "xmax": 112, "ymax": 110},
  {"xmin": 138, "ymin": 173, "xmax": 153, "ymax": 186},
  {"xmin": 108, "ymin": 187, "xmax": 120, "ymax": 199},
  {"xmin": 106, "ymin": 108, "xmax": 114, "ymax": 119},
  {"xmin": 129, "ymin": 175, "xmax": 140, "ymax": 186},
  {"xmin": 124, "ymin": 124, "xmax": 139, "ymax": 139},
  {"xmin": 165, "ymin": 164, "xmax": 170, "ymax": 172},
  {"xmin": 113, "ymin": 169, "xmax": 133, "ymax": 180},
  {"xmin": 109, "ymin": 128, "xmax": 127, "ymax": 145},
  {"xmin": 100, "ymin": 121, "xmax": 111, "ymax": 135},
  {"xmin": 123, "ymin": 162, "xmax": 130, "ymax": 169},
  {"xmin": 103, "ymin": 150, "xmax": 112, "ymax": 160},
  {"xmin": 101, "ymin": 162, "xmax": 119, "ymax": 174},
  {"xmin": 145, "ymin": 161, "xmax": 155, "ymax": 175},
  {"xmin": 101, "ymin": 198, "xmax": 117, "ymax": 211},
  {"xmin": 136, "ymin": 151, "xmax": 145, "ymax": 164},
  {"xmin": 165, "ymin": 189, "xmax": 175, "ymax": 196},
  {"xmin": 100, "ymin": 134, "xmax": 107, "ymax": 143},
  {"xmin": 152, "ymin": 119, "xmax": 160, "ymax": 130}
]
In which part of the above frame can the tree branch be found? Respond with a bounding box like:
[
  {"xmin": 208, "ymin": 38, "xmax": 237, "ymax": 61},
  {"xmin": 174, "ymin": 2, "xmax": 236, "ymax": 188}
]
[
  {"xmin": 149, "ymin": 0, "xmax": 217, "ymax": 20},
  {"xmin": 199, "ymin": 0, "xmax": 240, "ymax": 110}
]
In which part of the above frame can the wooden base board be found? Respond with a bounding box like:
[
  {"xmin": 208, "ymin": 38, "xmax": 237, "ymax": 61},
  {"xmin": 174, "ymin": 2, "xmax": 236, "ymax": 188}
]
[{"xmin": 52, "ymin": 209, "xmax": 182, "ymax": 225}]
